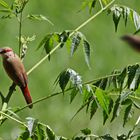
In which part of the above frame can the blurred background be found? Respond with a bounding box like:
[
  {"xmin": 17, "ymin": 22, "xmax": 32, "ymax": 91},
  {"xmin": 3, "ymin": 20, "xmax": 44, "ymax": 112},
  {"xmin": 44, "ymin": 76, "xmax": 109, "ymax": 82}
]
[{"xmin": 0, "ymin": 0, "xmax": 140, "ymax": 139}]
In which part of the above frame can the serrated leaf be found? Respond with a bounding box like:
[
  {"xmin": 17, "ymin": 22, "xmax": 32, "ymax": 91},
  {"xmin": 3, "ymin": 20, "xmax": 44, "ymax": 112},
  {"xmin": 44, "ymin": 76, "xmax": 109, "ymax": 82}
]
[
  {"xmin": 59, "ymin": 70, "xmax": 70, "ymax": 93},
  {"xmin": 35, "ymin": 123, "xmax": 46, "ymax": 140},
  {"xmin": 90, "ymin": 100, "xmax": 98, "ymax": 119},
  {"xmin": 70, "ymin": 88, "xmax": 78, "ymax": 103},
  {"xmin": 127, "ymin": 64, "xmax": 139, "ymax": 88},
  {"xmin": 17, "ymin": 128, "xmax": 30, "ymax": 140},
  {"xmin": 95, "ymin": 88, "xmax": 110, "ymax": 115},
  {"xmin": 83, "ymin": 40, "xmax": 90, "ymax": 68},
  {"xmin": 111, "ymin": 96, "xmax": 121, "ymax": 122},
  {"xmin": 123, "ymin": 103, "xmax": 133, "ymax": 127},
  {"xmin": 46, "ymin": 125, "xmax": 55, "ymax": 140},
  {"xmin": 122, "ymin": 7, "xmax": 130, "ymax": 26},
  {"xmin": 27, "ymin": 14, "xmax": 53, "ymax": 25},
  {"xmin": 71, "ymin": 32, "xmax": 82, "ymax": 56},
  {"xmin": 38, "ymin": 34, "xmax": 51, "ymax": 50},
  {"xmin": 132, "ymin": 67, "xmax": 140, "ymax": 90},
  {"xmin": 56, "ymin": 69, "xmax": 82, "ymax": 93},
  {"xmin": 103, "ymin": 98, "xmax": 113, "ymax": 124},
  {"xmin": 26, "ymin": 117, "xmax": 38, "ymax": 137},
  {"xmin": 81, "ymin": 128, "xmax": 91, "ymax": 135},
  {"xmin": 83, "ymin": 85, "xmax": 93, "ymax": 103},
  {"xmin": 133, "ymin": 11, "xmax": 140, "ymax": 31},
  {"xmin": 117, "ymin": 67, "xmax": 127, "ymax": 90},
  {"xmin": 112, "ymin": 6, "xmax": 122, "ymax": 32},
  {"xmin": 59, "ymin": 31, "xmax": 70, "ymax": 48}
]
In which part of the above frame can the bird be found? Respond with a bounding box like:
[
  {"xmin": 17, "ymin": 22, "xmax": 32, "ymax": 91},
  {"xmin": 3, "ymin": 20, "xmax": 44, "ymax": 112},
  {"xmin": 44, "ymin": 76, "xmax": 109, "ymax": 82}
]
[
  {"xmin": 121, "ymin": 35, "xmax": 140, "ymax": 52},
  {"xmin": 0, "ymin": 47, "xmax": 32, "ymax": 108}
]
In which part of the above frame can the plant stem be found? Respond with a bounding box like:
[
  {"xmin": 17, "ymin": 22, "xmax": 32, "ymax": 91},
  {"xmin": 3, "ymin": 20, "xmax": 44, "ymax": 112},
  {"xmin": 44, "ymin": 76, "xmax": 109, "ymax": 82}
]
[
  {"xmin": 18, "ymin": 12, "xmax": 23, "ymax": 57},
  {"xmin": 0, "ymin": 111, "xmax": 27, "ymax": 127},
  {"xmin": 27, "ymin": 0, "xmax": 115, "ymax": 75}
]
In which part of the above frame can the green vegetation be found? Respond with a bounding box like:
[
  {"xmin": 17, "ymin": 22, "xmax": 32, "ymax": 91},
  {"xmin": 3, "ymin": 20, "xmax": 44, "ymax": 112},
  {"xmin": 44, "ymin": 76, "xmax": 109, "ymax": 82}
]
[{"xmin": 0, "ymin": 0, "xmax": 140, "ymax": 139}]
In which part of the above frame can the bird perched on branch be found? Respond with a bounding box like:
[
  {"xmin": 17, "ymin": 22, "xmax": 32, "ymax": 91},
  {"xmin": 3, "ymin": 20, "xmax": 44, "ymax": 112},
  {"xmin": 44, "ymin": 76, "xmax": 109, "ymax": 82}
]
[
  {"xmin": 121, "ymin": 34, "xmax": 140, "ymax": 52},
  {"xmin": 0, "ymin": 47, "xmax": 32, "ymax": 108}
]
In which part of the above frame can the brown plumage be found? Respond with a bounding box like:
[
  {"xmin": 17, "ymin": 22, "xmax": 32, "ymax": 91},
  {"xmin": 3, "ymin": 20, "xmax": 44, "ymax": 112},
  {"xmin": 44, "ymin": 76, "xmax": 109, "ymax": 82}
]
[
  {"xmin": 0, "ymin": 47, "xmax": 32, "ymax": 108},
  {"xmin": 121, "ymin": 35, "xmax": 140, "ymax": 52}
]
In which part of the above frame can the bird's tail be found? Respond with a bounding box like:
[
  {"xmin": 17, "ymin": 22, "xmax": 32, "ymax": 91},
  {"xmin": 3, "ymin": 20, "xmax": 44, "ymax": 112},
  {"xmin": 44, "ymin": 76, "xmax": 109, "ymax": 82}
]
[{"xmin": 20, "ymin": 85, "xmax": 33, "ymax": 108}]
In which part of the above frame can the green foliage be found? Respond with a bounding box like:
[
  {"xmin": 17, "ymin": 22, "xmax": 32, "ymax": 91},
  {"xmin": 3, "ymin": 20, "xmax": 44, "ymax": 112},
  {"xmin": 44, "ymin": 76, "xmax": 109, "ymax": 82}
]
[
  {"xmin": 108, "ymin": 4, "xmax": 140, "ymax": 32},
  {"xmin": 38, "ymin": 31, "xmax": 91, "ymax": 66},
  {"xmin": 0, "ymin": 0, "xmax": 140, "ymax": 139}
]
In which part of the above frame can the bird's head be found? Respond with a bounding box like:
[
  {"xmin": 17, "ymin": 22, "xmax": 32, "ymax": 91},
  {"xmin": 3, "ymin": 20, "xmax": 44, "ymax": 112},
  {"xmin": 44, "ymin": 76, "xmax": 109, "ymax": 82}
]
[{"xmin": 0, "ymin": 47, "xmax": 13, "ymax": 58}]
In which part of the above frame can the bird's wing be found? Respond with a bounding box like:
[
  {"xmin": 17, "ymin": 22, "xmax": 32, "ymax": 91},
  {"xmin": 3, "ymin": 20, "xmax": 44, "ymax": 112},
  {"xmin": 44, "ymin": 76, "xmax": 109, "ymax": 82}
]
[{"xmin": 3, "ymin": 54, "xmax": 28, "ymax": 87}]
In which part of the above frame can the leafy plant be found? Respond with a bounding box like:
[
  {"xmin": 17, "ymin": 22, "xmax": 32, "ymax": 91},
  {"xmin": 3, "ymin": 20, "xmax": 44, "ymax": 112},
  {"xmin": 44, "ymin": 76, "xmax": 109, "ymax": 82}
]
[{"xmin": 0, "ymin": 0, "xmax": 139, "ymax": 139}]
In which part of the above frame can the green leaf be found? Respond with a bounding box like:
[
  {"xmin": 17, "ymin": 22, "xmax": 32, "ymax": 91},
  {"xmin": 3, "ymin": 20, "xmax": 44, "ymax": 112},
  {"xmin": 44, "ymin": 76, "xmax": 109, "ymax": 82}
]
[
  {"xmin": 56, "ymin": 68, "xmax": 82, "ymax": 93},
  {"xmin": 71, "ymin": 32, "xmax": 82, "ymax": 56},
  {"xmin": 46, "ymin": 125, "xmax": 55, "ymax": 140},
  {"xmin": 95, "ymin": 88, "xmax": 110, "ymax": 115},
  {"xmin": 122, "ymin": 7, "xmax": 130, "ymax": 26},
  {"xmin": 132, "ymin": 67, "xmax": 140, "ymax": 90},
  {"xmin": 121, "ymin": 99, "xmax": 132, "ymax": 105},
  {"xmin": 127, "ymin": 64, "xmax": 139, "ymax": 88},
  {"xmin": 90, "ymin": 100, "xmax": 98, "ymax": 119},
  {"xmin": 133, "ymin": 11, "xmax": 140, "ymax": 31},
  {"xmin": 82, "ymin": 85, "xmax": 93, "ymax": 103},
  {"xmin": 123, "ymin": 103, "xmax": 133, "ymax": 127},
  {"xmin": 99, "ymin": 78, "xmax": 108, "ymax": 90},
  {"xmin": 111, "ymin": 96, "xmax": 121, "ymax": 122},
  {"xmin": 26, "ymin": 117, "xmax": 38, "ymax": 137},
  {"xmin": 112, "ymin": 6, "xmax": 122, "ymax": 32},
  {"xmin": 117, "ymin": 67, "xmax": 127, "ymax": 90},
  {"xmin": 70, "ymin": 88, "xmax": 78, "ymax": 103},
  {"xmin": 27, "ymin": 14, "xmax": 53, "ymax": 25},
  {"xmin": 81, "ymin": 128, "xmax": 91, "ymax": 135},
  {"xmin": 17, "ymin": 128, "xmax": 30, "ymax": 140},
  {"xmin": 83, "ymin": 40, "xmax": 90, "ymax": 68},
  {"xmin": 59, "ymin": 31, "xmax": 70, "ymax": 48},
  {"xmin": 89, "ymin": 0, "xmax": 97, "ymax": 13},
  {"xmin": 137, "ymin": 136, "xmax": 140, "ymax": 140},
  {"xmin": 35, "ymin": 123, "xmax": 46, "ymax": 140},
  {"xmin": 103, "ymin": 98, "xmax": 113, "ymax": 124},
  {"xmin": 58, "ymin": 70, "xmax": 70, "ymax": 92}
]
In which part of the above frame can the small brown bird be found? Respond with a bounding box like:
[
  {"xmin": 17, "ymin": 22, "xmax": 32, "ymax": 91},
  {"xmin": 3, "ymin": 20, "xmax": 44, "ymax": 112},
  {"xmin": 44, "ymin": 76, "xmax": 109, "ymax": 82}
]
[
  {"xmin": 121, "ymin": 35, "xmax": 140, "ymax": 52},
  {"xmin": 0, "ymin": 47, "xmax": 32, "ymax": 108}
]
